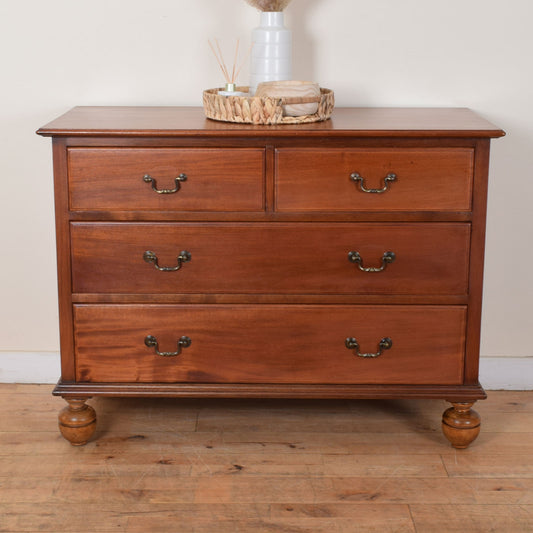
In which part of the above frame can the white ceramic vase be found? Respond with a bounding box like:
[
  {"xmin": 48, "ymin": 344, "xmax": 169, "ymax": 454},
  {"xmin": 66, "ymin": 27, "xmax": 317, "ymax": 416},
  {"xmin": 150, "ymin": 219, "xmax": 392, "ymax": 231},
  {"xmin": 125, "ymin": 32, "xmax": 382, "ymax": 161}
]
[{"xmin": 249, "ymin": 12, "xmax": 292, "ymax": 96}]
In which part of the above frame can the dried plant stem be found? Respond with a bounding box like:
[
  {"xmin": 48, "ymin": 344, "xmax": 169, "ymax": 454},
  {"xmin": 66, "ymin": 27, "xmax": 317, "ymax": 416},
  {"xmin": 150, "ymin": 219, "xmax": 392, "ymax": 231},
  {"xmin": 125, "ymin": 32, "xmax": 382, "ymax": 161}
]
[
  {"xmin": 243, "ymin": 0, "xmax": 293, "ymax": 12},
  {"xmin": 208, "ymin": 39, "xmax": 251, "ymax": 86}
]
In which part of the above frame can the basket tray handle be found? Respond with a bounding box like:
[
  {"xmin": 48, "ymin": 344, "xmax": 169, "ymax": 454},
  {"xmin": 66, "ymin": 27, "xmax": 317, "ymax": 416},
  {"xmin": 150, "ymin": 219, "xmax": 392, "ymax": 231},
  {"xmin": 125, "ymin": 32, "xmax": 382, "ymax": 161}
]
[{"xmin": 278, "ymin": 95, "xmax": 322, "ymax": 105}]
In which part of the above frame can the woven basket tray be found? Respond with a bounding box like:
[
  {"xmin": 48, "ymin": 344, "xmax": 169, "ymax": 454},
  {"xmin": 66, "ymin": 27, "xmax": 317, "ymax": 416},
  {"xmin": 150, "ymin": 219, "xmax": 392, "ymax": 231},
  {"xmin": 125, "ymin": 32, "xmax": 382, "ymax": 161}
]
[{"xmin": 203, "ymin": 87, "xmax": 334, "ymax": 125}]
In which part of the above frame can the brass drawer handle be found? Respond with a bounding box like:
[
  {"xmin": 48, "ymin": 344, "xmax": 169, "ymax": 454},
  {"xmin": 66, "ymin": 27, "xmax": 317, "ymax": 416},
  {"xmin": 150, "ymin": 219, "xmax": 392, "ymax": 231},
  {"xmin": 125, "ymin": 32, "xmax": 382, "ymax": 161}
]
[
  {"xmin": 345, "ymin": 337, "xmax": 393, "ymax": 358},
  {"xmin": 143, "ymin": 250, "xmax": 191, "ymax": 271},
  {"xmin": 350, "ymin": 172, "xmax": 397, "ymax": 193},
  {"xmin": 143, "ymin": 173, "xmax": 187, "ymax": 194},
  {"xmin": 348, "ymin": 251, "xmax": 395, "ymax": 272},
  {"xmin": 145, "ymin": 335, "xmax": 192, "ymax": 357}
]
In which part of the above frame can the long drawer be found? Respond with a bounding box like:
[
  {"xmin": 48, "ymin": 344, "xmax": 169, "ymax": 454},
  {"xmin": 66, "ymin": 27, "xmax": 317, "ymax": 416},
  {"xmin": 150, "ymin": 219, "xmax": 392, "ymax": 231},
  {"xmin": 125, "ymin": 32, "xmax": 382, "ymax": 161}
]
[
  {"xmin": 67, "ymin": 148, "xmax": 265, "ymax": 211},
  {"xmin": 70, "ymin": 222, "xmax": 471, "ymax": 295},
  {"xmin": 275, "ymin": 148, "xmax": 474, "ymax": 212},
  {"xmin": 73, "ymin": 304, "xmax": 466, "ymax": 384}
]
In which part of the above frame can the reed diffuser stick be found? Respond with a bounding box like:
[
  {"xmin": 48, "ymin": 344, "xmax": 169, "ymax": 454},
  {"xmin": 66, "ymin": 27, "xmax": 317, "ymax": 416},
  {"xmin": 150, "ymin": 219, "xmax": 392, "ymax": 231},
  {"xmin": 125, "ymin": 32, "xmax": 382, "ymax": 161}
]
[
  {"xmin": 208, "ymin": 39, "xmax": 228, "ymax": 83},
  {"xmin": 231, "ymin": 39, "xmax": 240, "ymax": 86},
  {"xmin": 208, "ymin": 39, "xmax": 251, "ymax": 87},
  {"xmin": 234, "ymin": 43, "xmax": 253, "ymax": 82},
  {"xmin": 215, "ymin": 39, "xmax": 231, "ymax": 83}
]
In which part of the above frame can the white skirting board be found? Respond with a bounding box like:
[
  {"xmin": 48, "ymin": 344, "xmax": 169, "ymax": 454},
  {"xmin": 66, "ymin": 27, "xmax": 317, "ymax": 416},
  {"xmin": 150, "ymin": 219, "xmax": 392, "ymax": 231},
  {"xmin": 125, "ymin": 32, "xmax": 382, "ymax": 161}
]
[
  {"xmin": 478, "ymin": 357, "xmax": 533, "ymax": 390},
  {"xmin": 0, "ymin": 352, "xmax": 61, "ymax": 385},
  {"xmin": 0, "ymin": 352, "xmax": 532, "ymax": 390}
]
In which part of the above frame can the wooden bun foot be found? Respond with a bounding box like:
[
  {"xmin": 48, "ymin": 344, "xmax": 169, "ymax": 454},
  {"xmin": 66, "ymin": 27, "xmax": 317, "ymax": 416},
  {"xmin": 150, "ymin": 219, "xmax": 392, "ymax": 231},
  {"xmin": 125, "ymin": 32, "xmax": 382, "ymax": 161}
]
[
  {"xmin": 58, "ymin": 398, "xmax": 96, "ymax": 446},
  {"xmin": 442, "ymin": 401, "xmax": 481, "ymax": 449}
]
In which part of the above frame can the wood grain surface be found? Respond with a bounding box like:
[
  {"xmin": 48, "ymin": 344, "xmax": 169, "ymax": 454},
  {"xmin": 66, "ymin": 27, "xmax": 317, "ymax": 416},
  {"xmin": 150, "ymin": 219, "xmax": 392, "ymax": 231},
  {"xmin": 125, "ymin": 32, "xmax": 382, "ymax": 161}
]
[
  {"xmin": 0, "ymin": 385, "xmax": 531, "ymax": 532},
  {"xmin": 36, "ymin": 106, "xmax": 505, "ymax": 138},
  {"xmin": 275, "ymin": 147, "xmax": 474, "ymax": 212},
  {"xmin": 70, "ymin": 222, "xmax": 471, "ymax": 295},
  {"xmin": 68, "ymin": 147, "xmax": 265, "ymax": 212},
  {"xmin": 36, "ymin": 107, "xmax": 503, "ymax": 449},
  {"xmin": 73, "ymin": 304, "xmax": 466, "ymax": 384}
]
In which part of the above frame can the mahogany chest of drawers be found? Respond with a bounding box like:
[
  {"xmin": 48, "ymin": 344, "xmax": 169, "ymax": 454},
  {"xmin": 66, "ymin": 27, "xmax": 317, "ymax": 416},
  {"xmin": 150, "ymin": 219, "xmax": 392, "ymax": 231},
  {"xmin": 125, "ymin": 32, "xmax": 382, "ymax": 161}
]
[{"xmin": 37, "ymin": 107, "xmax": 504, "ymax": 448}]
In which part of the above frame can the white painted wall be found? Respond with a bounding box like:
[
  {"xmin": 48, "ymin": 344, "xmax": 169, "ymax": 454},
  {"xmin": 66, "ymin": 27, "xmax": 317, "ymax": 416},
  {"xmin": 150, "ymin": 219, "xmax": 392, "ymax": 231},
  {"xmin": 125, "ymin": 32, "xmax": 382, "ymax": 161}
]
[{"xmin": 0, "ymin": 0, "xmax": 532, "ymax": 385}]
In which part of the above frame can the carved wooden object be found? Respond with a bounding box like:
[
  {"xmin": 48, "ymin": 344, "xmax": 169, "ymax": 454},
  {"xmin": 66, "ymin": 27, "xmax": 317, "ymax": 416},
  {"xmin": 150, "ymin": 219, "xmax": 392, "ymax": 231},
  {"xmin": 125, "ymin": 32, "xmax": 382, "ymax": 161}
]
[
  {"xmin": 58, "ymin": 399, "xmax": 96, "ymax": 446},
  {"xmin": 442, "ymin": 402, "xmax": 481, "ymax": 449}
]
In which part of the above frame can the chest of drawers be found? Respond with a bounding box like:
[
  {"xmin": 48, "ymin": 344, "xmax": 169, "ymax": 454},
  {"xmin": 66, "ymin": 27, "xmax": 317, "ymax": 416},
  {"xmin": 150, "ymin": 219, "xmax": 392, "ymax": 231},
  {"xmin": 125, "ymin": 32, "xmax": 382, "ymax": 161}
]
[{"xmin": 38, "ymin": 107, "xmax": 504, "ymax": 448}]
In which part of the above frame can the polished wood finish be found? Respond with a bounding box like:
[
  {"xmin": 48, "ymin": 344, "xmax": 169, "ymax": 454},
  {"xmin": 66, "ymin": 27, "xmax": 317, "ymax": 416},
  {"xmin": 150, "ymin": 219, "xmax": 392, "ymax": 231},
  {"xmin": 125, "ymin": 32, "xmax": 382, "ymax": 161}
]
[
  {"xmin": 68, "ymin": 148, "xmax": 265, "ymax": 212},
  {"xmin": 37, "ymin": 107, "xmax": 503, "ymax": 448},
  {"xmin": 2, "ymin": 385, "xmax": 533, "ymax": 532},
  {"xmin": 52, "ymin": 138, "xmax": 76, "ymax": 382},
  {"xmin": 465, "ymin": 139, "xmax": 492, "ymax": 384},
  {"xmin": 73, "ymin": 304, "xmax": 466, "ymax": 384},
  {"xmin": 53, "ymin": 382, "xmax": 486, "ymax": 400},
  {"xmin": 442, "ymin": 401, "xmax": 481, "ymax": 449},
  {"xmin": 276, "ymin": 147, "xmax": 474, "ymax": 211},
  {"xmin": 57, "ymin": 398, "xmax": 96, "ymax": 446},
  {"xmin": 37, "ymin": 106, "xmax": 504, "ymax": 138},
  {"xmin": 70, "ymin": 222, "xmax": 470, "ymax": 295}
]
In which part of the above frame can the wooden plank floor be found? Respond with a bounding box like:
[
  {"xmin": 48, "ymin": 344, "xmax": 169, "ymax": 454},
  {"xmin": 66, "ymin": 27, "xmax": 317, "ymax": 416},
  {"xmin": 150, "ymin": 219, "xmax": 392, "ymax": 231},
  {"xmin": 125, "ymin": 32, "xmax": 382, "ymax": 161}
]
[{"xmin": 1, "ymin": 385, "xmax": 533, "ymax": 532}]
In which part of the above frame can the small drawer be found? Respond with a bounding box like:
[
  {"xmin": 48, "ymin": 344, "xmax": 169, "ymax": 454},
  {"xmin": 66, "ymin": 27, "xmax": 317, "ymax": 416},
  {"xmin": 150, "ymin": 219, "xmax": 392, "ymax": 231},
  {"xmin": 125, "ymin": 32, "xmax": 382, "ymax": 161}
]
[
  {"xmin": 275, "ymin": 148, "xmax": 474, "ymax": 212},
  {"xmin": 70, "ymin": 222, "xmax": 471, "ymax": 295},
  {"xmin": 74, "ymin": 304, "xmax": 466, "ymax": 384},
  {"xmin": 67, "ymin": 148, "xmax": 265, "ymax": 211}
]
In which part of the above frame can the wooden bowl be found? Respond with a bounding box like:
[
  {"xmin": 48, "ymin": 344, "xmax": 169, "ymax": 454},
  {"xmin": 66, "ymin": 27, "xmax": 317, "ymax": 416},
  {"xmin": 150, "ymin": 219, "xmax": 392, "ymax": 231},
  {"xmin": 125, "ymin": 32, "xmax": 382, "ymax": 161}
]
[{"xmin": 255, "ymin": 81, "xmax": 321, "ymax": 116}]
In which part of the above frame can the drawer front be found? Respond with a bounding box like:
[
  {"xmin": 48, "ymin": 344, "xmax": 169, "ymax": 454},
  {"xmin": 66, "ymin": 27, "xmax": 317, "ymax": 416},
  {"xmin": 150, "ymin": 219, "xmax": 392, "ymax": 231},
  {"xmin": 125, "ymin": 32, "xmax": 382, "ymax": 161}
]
[
  {"xmin": 68, "ymin": 148, "xmax": 265, "ymax": 211},
  {"xmin": 74, "ymin": 304, "xmax": 466, "ymax": 384},
  {"xmin": 275, "ymin": 148, "xmax": 474, "ymax": 212},
  {"xmin": 71, "ymin": 222, "xmax": 470, "ymax": 295}
]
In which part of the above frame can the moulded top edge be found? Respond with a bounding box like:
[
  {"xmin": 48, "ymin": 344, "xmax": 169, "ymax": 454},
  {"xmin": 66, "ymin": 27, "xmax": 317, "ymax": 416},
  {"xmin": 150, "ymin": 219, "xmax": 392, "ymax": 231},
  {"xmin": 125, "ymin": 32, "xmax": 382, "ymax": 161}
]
[{"xmin": 36, "ymin": 106, "xmax": 506, "ymax": 138}]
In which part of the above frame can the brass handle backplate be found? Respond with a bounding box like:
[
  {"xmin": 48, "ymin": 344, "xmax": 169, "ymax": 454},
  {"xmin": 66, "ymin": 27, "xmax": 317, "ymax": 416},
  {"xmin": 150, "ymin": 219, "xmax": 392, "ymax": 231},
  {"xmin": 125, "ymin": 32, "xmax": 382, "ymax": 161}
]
[
  {"xmin": 143, "ymin": 250, "xmax": 191, "ymax": 272},
  {"xmin": 348, "ymin": 251, "xmax": 396, "ymax": 272},
  {"xmin": 350, "ymin": 172, "xmax": 397, "ymax": 193},
  {"xmin": 144, "ymin": 335, "xmax": 192, "ymax": 357},
  {"xmin": 345, "ymin": 337, "xmax": 393, "ymax": 358},
  {"xmin": 143, "ymin": 173, "xmax": 187, "ymax": 194}
]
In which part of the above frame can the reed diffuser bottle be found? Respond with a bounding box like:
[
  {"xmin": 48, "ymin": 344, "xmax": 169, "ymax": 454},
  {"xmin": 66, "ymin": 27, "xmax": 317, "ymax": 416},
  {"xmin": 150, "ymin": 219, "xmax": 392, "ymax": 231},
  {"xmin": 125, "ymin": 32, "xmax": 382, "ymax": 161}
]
[
  {"xmin": 208, "ymin": 39, "xmax": 249, "ymax": 96},
  {"xmin": 245, "ymin": 0, "xmax": 293, "ymax": 95}
]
